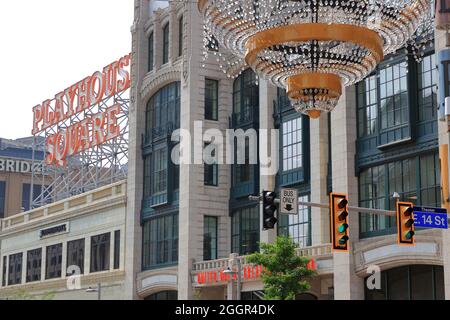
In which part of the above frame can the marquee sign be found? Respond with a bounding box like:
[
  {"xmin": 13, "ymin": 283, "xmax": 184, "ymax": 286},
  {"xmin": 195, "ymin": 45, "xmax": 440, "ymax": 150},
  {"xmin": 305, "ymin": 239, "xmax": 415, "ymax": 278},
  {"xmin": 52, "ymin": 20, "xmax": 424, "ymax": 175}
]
[
  {"xmin": 195, "ymin": 260, "xmax": 317, "ymax": 286},
  {"xmin": 31, "ymin": 54, "xmax": 131, "ymax": 167}
]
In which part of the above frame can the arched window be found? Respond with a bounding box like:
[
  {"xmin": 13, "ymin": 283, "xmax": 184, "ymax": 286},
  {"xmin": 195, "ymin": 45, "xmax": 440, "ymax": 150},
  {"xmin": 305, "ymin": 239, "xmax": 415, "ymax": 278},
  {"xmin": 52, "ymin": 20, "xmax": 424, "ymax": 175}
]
[{"xmin": 145, "ymin": 290, "xmax": 178, "ymax": 300}]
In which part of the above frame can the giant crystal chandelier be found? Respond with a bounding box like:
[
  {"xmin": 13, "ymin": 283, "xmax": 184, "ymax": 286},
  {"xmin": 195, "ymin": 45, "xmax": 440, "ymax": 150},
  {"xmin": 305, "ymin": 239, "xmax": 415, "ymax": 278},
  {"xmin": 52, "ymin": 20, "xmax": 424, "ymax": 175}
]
[{"xmin": 198, "ymin": 0, "xmax": 433, "ymax": 118}]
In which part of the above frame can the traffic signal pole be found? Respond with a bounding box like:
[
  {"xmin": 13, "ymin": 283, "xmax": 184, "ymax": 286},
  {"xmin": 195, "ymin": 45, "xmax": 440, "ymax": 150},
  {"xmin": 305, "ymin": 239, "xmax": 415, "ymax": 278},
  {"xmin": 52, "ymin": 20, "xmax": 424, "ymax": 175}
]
[{"xmin": 249, "ymin": 195, "xmax": 397, "ymax": 216}]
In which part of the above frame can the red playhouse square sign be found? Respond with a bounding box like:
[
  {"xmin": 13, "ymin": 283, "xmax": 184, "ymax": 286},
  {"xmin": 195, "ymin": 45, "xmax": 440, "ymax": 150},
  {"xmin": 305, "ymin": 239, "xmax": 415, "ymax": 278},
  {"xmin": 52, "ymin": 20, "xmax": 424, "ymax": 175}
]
[{"xmin": 31, "ymin": 54, "xmax": 131, "ymax": 167}]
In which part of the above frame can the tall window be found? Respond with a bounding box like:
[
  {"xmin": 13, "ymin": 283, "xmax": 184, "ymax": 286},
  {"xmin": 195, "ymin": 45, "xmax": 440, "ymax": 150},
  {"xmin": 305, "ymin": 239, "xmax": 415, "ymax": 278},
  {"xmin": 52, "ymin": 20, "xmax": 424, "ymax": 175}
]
[
  {"xmin": 233, "ymin": 69, "xmax": 259, "ymax": 124},
  {"xmin": 114, "ymin": 230, "xmax": 120, "ymax": 270},
  {"xmin": 91, "ymin": 233, "xmax": 110, "ymax": 273},
  {"xmin": 379, "ymin": 62, "xmax": 409, "ymax": 130},
  {"xmin": 148, "ymin": 32, "xmax": 154, "ymax": 72},
  {"xmin": 8, "ymin": 253, "xmax": 22, "ymax": 285},
  {"xmin": 145, "ymin": 82, "xmax": 180, "ymax": 139},
  {"xmin": 203, "ymin": 216, "xmax": 218, "ymax": 260},
  {"xmin": 2, "ymin": 256, "xmax": 6, "ymax": 286},
  {"xmin": 418, "ymin": 54, "xmax": 438, "ymax": 123},
  {"xmin": 0, "ymin": 181, "xmax": 5, "ymax": 218},
  {"xmin": 178, "ymin": 16, "xmax": 183, "ymax": 57},
  {"xmin": 163, "ymin": 23, "xmax": 170, "ymax": 64},
  {"xmin": 234, "ymin": 140, "xmax": 253, "ymax": 185},
  {"xmin": 357, "ymin": 52, "xmax": 437, "ymax": 144},
  {"xmin": 46, "ymin": 244, "xmax": 62, "ymax": 280},
  {"xmin": 360, "ymin": 152, "xmax": 441, "ymax": 238},
  {"xmin": 144, "ymin": 82, "xmax": 181, "ymax": 202},
  {"xmin": 142, "ymin": 214, "xmax": 179, "ymax": 269},
  {"xmin": 205, "ymin": 78, "xmax": 219, "ymax": 121},
  {"xmin": 282, "ymin": 117, "xmax": 303, "ymax": 172},
  {"xmin": 204, "ymin": 144, "xmax": 219, "ymax": 186},
  {"xmin": 26, "ymin": 249, "xmax": 42, "ymax": 283},
  {"xmin": 231, "ymin": 206, "xmax": 260, "ymax": 255},
  {"xmin": 357, "ymin": 75, "xmax": 378, "ymax": 138},
  {"xmin": 67, "ymin": 239, "xmax": 85, "ymax": 275},
  {"xmin": 279, "ymin": 195, "xmax": 311, "ymax": 248},
  {"xmin": 153, "ymin": 148, "xmax": 168, "ymax": 195}
]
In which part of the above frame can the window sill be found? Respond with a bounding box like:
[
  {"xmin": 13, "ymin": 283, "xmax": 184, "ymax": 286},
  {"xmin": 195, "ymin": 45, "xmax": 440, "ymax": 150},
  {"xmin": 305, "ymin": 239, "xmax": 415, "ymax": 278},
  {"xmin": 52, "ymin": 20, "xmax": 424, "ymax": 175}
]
[{"xmin": 377, "ymin": 137, "xmax": 412, "ymax": 150}]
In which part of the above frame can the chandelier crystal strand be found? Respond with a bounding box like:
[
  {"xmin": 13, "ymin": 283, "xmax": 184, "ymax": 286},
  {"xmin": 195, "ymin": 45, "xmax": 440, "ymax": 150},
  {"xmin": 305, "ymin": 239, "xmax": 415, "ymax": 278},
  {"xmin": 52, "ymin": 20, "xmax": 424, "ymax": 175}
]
[{"xmin": 199, "ymin": 0, "xmax": 434, "ymax": 118}]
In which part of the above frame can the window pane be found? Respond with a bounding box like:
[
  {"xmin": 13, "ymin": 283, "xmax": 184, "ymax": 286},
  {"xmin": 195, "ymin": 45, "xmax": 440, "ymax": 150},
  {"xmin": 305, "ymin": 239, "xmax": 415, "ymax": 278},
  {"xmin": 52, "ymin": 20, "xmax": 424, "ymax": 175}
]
[
  {"xmin": 46, "ymin": 244, "xmax": 62, "ymax": 280},
  {"xmin": 90, "ymin": 233, "xmax": 110, "ymax": 273},
  {"xmin": 67, "ymin": 239, "xmax": 85, "ymax": 275},
  {"xmin": 205, "ymin": 79, "xmax": 219, "ymax": 121},
  {"xmin": 8, "ymin": 253, "xmax": 23, "ymax": 285},
  {"xmin": 410, "ymin": 265, "xmax": 433, "ymax": 300},
  {"xmin": 203, "ymin": 216, "xmax": 218, "ymax": 260},
  {"xmin": 387, "ymin": 267, "xmax": 409, "ymax": 300},
  {"xmin": 163, "ymin": 24, "xmax": 169, "ymax": 64}
]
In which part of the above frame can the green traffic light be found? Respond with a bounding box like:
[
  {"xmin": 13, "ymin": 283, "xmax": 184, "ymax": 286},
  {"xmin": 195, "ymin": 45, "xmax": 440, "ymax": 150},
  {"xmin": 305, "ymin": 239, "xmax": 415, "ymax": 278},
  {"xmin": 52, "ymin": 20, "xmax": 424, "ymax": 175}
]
[
  {"xmin": 338, "ymin": 223, "xmax": 348, "ymax": 233},
  {"xmin": 405, "ymin": 230, "xmax": 415, "ymax": 240}
]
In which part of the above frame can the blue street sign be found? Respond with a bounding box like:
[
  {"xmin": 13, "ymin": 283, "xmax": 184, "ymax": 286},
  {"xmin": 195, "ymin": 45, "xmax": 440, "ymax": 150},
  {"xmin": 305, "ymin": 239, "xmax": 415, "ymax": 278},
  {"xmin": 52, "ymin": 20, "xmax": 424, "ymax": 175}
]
[{"xmin": 413, "ymin": 206, "xmax": 448, "ymax": 229}]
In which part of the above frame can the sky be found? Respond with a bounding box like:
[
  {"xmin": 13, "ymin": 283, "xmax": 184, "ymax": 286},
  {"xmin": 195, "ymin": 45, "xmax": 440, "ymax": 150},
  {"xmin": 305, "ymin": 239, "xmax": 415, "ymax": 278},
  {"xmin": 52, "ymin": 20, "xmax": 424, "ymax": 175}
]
[{"xmin": 0, "ymin": 0, "xmax": 133, "ymax": 140}]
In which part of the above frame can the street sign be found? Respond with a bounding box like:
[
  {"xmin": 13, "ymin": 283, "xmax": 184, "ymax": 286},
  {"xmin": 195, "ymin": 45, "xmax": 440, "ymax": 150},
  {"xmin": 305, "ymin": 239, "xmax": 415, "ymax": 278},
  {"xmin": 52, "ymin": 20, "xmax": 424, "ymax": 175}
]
[
  {"xmin": 413, "ymin": 206, "xmax": 448, "ymax": 229},
  {"xmin": 280, "ymin": 188, "xmax": 298, "ymax": 215}
]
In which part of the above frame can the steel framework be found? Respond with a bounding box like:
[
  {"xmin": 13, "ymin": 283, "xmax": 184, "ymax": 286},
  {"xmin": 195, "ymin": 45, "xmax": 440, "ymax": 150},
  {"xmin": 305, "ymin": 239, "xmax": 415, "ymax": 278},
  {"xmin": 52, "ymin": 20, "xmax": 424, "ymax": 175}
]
[{"xmin": 30, "ymin": 89, "xmax": 129, "ymax": 209}]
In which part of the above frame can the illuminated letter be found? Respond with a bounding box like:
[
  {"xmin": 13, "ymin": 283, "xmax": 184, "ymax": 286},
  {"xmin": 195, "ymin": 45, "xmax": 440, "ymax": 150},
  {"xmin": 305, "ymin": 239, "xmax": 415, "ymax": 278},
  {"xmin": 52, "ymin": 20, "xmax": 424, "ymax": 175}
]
[
  {"xmin": 32, "ymin": 104, "xmax": 44, "ymax": 135},
  {"xmin": 89, "ymin": 71, "xmax": 105, "ymax": 106},
  {"xmin": 117, "ymin": 54, "xmax": 131, "ymax": 92},
  {"xmin": 45, "ymin": 135, "xmax": 56, "ymax": 165},
  {"xmin": 76, "ymin": 77, "xmax": 91, "ymax": 113},
  {"xmin": 42, "ymin": 99, "xmax": 55, "ymax": 131},
  {"xmin": 54, "ymin": 91, "xmax": 66, "ymax": 124},
  {"xmin": 103, "ymin": 62, "xmax": 119, "ymax": 98},
  {"xmin": 106, "ymin": 104, "xmax": 121, "ymax": 140},
  {"xmin": 92, "ymin": 112, "xmax": 106, "ymax": 147}
]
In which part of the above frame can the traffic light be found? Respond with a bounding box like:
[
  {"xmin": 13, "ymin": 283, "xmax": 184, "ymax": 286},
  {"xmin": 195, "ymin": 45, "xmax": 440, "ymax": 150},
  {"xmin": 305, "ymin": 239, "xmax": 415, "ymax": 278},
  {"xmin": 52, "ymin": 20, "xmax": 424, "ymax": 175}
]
[
  {"xmin": 397, "ymin": 201, "xmax": 415, "ymax": 246},
  {"xmin": 330, "ymin": 193, "xmax": 349, "ymax": 252},
  {"xmin": 263, "ymin": 191, "xmax": 278, "ymax": 230}
]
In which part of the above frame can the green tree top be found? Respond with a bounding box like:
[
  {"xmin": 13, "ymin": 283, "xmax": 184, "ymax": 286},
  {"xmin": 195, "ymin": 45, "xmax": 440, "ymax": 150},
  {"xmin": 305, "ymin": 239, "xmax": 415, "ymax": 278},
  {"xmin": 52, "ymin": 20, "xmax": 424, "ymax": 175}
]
[{"xmin": 247, "ymin": 236, "xmax": 317, "ymax": 300}]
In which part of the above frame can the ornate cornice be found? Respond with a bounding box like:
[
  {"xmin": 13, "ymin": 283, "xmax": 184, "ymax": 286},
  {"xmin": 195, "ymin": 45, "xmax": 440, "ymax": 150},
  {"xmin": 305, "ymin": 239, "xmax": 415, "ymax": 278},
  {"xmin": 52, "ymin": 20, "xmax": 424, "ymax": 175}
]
[{"xmin": 140, "ymin": 65, "xmax": 182, "ymax": 104}]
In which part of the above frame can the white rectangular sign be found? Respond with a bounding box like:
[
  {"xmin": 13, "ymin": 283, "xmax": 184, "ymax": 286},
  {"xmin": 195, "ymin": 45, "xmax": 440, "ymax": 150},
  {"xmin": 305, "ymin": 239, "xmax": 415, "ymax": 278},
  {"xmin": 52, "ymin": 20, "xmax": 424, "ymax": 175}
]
[{"xmin": 280, "ymin": 188, "xmax": 298, "ymax": 215}]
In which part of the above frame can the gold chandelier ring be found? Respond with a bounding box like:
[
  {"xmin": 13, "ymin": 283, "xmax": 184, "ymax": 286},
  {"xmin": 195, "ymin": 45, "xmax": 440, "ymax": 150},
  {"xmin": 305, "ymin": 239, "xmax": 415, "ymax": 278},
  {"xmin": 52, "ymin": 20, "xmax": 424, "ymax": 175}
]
[
  {"xmin": 286, "ymin": 73, "xmax": 342, "ymax": 101},
  {"xmin": 245, "ymin": 23, "xmax": 384, "ymax": 67}
]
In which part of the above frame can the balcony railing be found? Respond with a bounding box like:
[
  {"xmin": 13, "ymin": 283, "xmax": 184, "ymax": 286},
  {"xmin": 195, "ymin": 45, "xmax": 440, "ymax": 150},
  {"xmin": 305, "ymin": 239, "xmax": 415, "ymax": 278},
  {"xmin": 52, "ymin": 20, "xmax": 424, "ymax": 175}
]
[{"xmin": 0, "ymin": 180, "xmax": 127, "ymax": 232}]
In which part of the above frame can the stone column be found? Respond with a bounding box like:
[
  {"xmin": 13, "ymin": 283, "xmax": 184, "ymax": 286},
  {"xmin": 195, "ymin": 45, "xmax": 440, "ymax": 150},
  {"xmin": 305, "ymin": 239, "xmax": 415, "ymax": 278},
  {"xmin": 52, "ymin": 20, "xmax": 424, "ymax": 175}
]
[
  {"xmin": 331, "ymin": 87, "xmax": 365, "ymax": 300},
  {"xmin": 435, "ymin": 27, "xmax": 450, "ymax": 300},
  {"xmin": 310, "ymin": 113, "xmax": 330, "ymax": 245},
  {"xmin": 124, "ymin": 0, "xmax": 148, "ymax": 300},
  {"xmin": 259, "ymin": 79, "xmax": 278, "ymax": 244}
]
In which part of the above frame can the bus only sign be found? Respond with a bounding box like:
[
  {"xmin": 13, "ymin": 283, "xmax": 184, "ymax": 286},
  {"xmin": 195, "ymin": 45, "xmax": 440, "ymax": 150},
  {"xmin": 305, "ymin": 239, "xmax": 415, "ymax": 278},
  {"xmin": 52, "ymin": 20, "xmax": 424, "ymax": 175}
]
[{"xmin": 413, "ymin": 206, "xmax": 448, "ymax": 229}]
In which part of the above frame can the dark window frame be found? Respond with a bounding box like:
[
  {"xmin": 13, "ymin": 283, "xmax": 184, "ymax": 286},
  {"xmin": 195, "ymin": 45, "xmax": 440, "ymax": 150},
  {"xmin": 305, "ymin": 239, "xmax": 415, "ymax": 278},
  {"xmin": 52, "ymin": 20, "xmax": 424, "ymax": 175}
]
[
  {"xmin": 26, "ymin": 248, "xmax": 42, "ymax": 283},
  {"xmin": 67, "ymin": 239, "xmax": 85, "ymax": 275},
  {"xmin": 45, "ymin": 244, "xmax": 62, "ymax": 280},
  {"xmin": 163, "ymin": 23, "xmax": 170, "ymax": 64},
  {"xmin": 205, "ymin": 78, "xmax": 219, "ymax": 121},
  {"xmin": 231, "ymin": 206, "xmax": 260, "ymax": 256},
  {"xmin": 203, "ymin": 216, "xmax": 218, "ymax": 261},
  {"xmin": 114, "ymin": 230, "xmax": 121, "ymax": 270},
  {"xmin": 142, "ymin": 213, "xmax": 179, "ymax": 270},
  {"xmin": 148, "ymin": 32, "xmax": 154, "ymax": 72},
  {"xmin": 0, "ymin": 181, "xmax": 5, "ymax": 218},
  {"xmin": 178, "ymin": 16, "xmax": 183, "ymax": 57},
  {"xmin": 8, "ymin": 253, "xmax": 23, "ymax": 286},
  {"xmin": 90, "ymin": 233, "xmax": 111, "ymax": 273}
]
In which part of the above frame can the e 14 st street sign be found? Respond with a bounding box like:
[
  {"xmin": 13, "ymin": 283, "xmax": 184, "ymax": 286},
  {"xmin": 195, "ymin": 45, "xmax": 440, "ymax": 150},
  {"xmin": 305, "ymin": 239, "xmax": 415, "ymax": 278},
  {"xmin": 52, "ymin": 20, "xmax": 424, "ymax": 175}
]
[
  {"xmin": 413, "ymin": 206, "xmax": 448, "ymax": 229},
  {"xmin": 280, "ymin": 189, "xmax": 298, "ymax": 215}
]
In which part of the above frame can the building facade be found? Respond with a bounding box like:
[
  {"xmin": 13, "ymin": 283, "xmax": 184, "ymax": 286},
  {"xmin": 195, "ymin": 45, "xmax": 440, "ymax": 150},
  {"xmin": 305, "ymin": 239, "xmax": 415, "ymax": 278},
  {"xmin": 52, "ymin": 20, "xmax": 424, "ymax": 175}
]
[
  {"xmin": 1, "ymin": 0, "xmax": 449, "ymax": 301},
  {"xmin": 125, "ymin": 0, "xmax": 450, "ymax": 301}
]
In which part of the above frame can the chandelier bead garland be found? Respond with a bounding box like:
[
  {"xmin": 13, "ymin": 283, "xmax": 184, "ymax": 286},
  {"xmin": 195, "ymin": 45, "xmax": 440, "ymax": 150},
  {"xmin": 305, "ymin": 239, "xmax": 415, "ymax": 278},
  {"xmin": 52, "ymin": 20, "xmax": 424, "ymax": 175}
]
[{"xmin": 198, "ymin": 0, "xmax": 433, "ymax": 118}]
